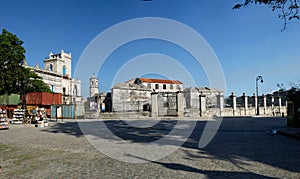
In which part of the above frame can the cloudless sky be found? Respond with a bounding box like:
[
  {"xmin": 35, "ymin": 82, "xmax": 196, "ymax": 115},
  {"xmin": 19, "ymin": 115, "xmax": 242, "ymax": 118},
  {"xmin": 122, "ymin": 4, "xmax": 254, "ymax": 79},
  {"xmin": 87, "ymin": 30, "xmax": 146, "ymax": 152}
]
[{"xmin": 1, "ymin": 0, "xmax": 300, "ymax": 98}]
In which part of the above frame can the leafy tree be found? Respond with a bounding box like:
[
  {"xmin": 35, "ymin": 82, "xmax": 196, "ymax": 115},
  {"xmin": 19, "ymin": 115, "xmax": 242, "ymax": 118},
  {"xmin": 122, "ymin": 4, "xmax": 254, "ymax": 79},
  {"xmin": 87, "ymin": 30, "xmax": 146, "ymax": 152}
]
[
  {"xmin": 0, "ymin": 29, "xmax": 25, "ymax": 94},
  {"xmin": 273, "ymin": 82, "xmax": 300, "ymax": 101},
  {"xmin": 22, "ymin": 68, "xmax": 51, "ymax": 93},
  {"xmin": 0, "ymin": 29, "xmax": 50, "ymax": 95},
  {"xmin": 233, "ymin": 0, "xmax": 300, "ymax": 30}
]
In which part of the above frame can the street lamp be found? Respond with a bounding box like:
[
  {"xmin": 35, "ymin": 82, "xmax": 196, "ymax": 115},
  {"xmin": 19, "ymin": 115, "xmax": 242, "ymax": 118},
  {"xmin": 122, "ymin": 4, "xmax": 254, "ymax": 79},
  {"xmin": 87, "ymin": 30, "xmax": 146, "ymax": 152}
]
[{"xmin": 256, "ymin": 75, "xmax": 264, "ymax": 115}]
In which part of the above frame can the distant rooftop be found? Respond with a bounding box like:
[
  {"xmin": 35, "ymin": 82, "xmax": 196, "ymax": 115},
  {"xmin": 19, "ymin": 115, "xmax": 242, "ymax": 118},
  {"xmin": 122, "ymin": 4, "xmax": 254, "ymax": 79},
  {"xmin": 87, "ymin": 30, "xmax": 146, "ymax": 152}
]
[
  {"xmin": 45, "ymin": 49, "xmax": 71, "ymax": 60},
  {"xmin": 137, "ymin": 78, "xmax": 183, "ymax": 84}
]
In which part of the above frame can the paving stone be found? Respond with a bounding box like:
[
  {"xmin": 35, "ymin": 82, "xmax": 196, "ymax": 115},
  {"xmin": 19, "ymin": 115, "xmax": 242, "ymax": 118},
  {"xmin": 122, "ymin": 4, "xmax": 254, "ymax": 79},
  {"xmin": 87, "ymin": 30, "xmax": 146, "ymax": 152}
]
[{"xmin": 0, "ymin": 117, "xmax": 299, "ymax": 178}]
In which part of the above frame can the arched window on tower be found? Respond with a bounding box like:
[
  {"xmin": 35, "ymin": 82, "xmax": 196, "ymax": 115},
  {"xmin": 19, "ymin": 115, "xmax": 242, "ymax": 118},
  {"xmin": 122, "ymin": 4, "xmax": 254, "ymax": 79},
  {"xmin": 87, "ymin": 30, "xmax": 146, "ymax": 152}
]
[
  {"xmin": 73, "ymin": 85, "xmax": 78, "ymax": 96},
  {"xmin": 49, "ymin": 64, "xmax": 53, "ymax": 71},
  {"xmin": 62, "ymin": 65, "xmax": 66, "ymax": 76}
]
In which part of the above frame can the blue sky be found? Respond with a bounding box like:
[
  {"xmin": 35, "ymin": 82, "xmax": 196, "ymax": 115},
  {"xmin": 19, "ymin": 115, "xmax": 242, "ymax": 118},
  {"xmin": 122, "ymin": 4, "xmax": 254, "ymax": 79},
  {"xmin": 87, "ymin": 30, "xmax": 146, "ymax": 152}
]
[{"xmin": 1, "ymin": 0, "xmax": 300, "ymax": 98}]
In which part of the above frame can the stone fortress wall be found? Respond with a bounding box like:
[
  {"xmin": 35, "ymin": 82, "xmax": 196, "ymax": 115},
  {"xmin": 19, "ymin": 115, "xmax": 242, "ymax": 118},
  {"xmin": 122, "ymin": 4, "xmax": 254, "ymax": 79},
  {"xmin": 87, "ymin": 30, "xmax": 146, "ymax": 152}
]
[{"xmin": 87, "ymin": 76, "xmax": 286, "ymax": 118}]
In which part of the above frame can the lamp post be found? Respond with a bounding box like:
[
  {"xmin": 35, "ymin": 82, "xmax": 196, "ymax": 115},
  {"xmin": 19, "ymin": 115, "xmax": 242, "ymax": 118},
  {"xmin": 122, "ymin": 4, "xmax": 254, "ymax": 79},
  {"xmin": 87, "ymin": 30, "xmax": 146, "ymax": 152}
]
[
  {"xmin": 199, "ymin": 93, "xmax": 202, "ymax": 117},
  {"xmin": 256, "ymin": 75, "xmax": 264, "ymax": 115}
]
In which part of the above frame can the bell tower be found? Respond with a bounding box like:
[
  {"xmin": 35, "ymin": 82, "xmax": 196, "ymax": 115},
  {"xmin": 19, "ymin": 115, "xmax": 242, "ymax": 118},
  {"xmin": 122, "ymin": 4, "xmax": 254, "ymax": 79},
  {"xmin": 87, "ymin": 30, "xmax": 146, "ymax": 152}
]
[{"xmin": 89, "ymin": 73, "xmax": 99, "ymax": 97}]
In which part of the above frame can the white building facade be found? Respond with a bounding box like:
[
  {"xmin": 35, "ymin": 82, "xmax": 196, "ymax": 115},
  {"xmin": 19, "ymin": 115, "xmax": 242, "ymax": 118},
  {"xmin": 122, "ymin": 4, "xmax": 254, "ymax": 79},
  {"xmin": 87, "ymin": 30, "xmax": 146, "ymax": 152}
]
[
  {"xmin": 126, "ymin": 78, "xmax": 184, "ymax": 92},
  {"xmin": 26, "ymin": 50, "xmax": 82, "ymax": 104},
  {"xmin": 111, "ymin": 78, "xmax": 184, "ymax": 112}
]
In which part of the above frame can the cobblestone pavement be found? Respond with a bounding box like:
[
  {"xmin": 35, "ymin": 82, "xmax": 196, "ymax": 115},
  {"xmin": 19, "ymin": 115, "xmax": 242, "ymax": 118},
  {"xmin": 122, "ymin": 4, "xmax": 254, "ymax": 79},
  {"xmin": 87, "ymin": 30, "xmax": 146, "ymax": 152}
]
[{"xmin": 0, "ymin": 117, "xmax": 299, "ymax": 178}]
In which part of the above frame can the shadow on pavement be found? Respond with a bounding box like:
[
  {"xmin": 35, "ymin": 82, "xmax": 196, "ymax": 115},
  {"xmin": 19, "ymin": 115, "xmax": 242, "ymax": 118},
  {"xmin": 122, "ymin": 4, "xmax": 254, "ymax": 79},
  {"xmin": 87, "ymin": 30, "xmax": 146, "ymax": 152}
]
[
  {"xmin": 43, "ymin": 121, "xmax": 84, "ymax": 137},
  {"xmin": 126, "ymin": 154, "xmax": 277, "ymax": 179},
  {"xmin": 42, "ymin": 117, "xmax": 300, "ymax": 178}
]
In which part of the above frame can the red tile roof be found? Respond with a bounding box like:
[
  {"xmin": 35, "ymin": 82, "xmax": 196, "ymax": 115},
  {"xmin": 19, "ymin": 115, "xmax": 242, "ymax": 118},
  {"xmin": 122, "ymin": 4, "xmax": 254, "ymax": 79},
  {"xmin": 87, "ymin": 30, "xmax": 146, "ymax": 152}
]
[{"xmin": 139, "ymin": 78, "xmax": 183, "ymax": 84}]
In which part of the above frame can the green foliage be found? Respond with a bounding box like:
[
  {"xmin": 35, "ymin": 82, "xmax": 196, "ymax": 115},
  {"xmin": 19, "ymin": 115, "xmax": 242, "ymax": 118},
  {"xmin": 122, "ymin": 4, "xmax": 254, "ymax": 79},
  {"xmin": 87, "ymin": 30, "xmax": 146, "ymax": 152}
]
[
  {"xmin": 0, "ymin": 29, "xmax": 25, "ymax": 94},
  {"xmin": 22, "ymin": 68, "xmax": 51, "ymax": 93},
  {"xmin": 274, "ymin": 82, "xmax": 300, "ymax": 101},
  {"xmin": 233, "ymin": 0, "xmax": 300, "ymax": 30},
  {"xmin": 0, "ymin": 29, "xmax": 50, "ymax": 95}
]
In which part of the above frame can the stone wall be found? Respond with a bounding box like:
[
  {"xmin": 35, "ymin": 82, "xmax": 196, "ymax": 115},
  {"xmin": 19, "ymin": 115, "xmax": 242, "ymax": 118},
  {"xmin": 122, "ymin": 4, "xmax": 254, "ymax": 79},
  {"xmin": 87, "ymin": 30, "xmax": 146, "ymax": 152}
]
[
  {"xmin": 153, "ymin": 89, "xmax": 287, "ymax": 118},
  {"xmin": 104, "ymin": 83, "xmax": 288, "ymax": 118},
  {"xmin": 222, "ymin": 106, "xmax": 286, "ymax": 117},
  {"xmin": 223, "ymin": 92, "xmax": 287, "ymax": 117},
  {"xmin": 183, "ymin": 87, "xmax": 223, "ymax": 118},
  {"xmin": 112, "ymin": 83, "xmax": 151, "ymax": 112},
  {"xmin": 151, "ymin": 92, "xmax": 184, "ymax": 117}
]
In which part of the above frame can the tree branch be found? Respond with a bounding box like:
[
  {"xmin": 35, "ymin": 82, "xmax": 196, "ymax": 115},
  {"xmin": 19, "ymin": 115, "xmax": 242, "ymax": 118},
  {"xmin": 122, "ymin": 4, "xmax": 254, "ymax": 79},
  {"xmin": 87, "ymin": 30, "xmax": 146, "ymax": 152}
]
[{"xmin": 233, "ymin": 0, "xmax": 300, "ymax": 30}]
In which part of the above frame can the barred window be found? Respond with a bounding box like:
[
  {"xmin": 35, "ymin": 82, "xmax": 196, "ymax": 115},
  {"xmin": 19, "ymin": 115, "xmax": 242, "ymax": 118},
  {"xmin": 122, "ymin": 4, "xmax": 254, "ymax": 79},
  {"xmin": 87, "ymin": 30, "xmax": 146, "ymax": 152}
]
[{"xmin": 155, "ymin": 84, "xmax": 159, "ymax": 89}]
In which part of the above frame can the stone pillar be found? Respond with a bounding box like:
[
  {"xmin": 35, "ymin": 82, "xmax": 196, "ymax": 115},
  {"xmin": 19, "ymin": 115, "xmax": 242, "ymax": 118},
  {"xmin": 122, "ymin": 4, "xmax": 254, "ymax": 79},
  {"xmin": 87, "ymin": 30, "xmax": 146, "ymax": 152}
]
[
  {"xmin": 278, "ymin": 97, "xmax": 282, "ymax": 113},
  {"xmin": 97, "ymin": 95, "xmax": 102, "ymax": 112},
  {"xmin": 217, "ymin": 93, "xmax": 224, "ymax": 116},
  {"xmin": 199, "ymin": 93, "xmax": 206, "ymax": 117},
  {"xmin": 151, "ymin": 92, "xmax": 159, "ymax": 118},
  {"xmin": 263, "ymin": 94, "xmax": 267, "ymax": 115},
  {"xmin": 177, "ymin": 92, "xmax": 184, "ymax": 117},
  {"xmin": 254, "ymin": 93, "xmax": 258, "ymax": 115},
  {"xmin": 231, "ymin": 92, "xmax": 237, "ymax": 116},
  {"xmin": 243, "ymin": 93, "xmax": 248, "ymax": 115},
  {"xmin": 271, "ymin": 95, "xmax": 275, "ymax": 116}
]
